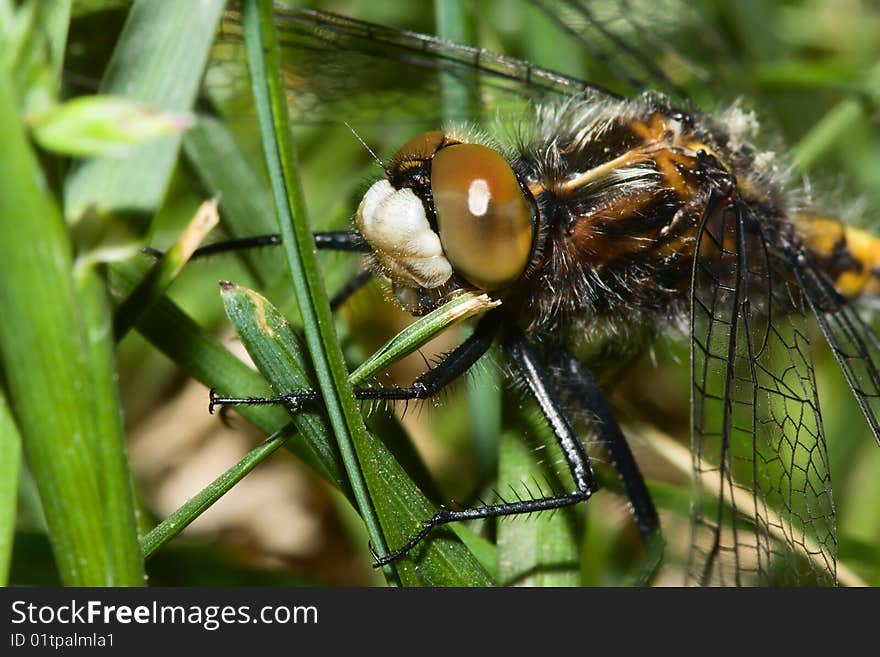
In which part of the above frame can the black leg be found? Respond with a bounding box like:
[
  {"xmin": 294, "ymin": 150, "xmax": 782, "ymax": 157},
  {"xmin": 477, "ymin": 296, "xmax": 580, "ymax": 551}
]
[
  {"xmin": 329, "ymin": 270, "xmax": 374, "ymax": 310},
  {"xmin": 142, "ymin": 231, "xmax": 370, "ymax": 260},
  {"xmin": 547, "ymin": 345, "xmax": 660, "ymax": 544},
  {"xmin": 209, "ymin": 309, "xmax": 502, "ymax": 413},
  {"xmin": 370, "ymin": 486, "xmax": 594, "ymax": 567},
  {"xmin": 371, "ymin": 335, "xmax": 599, "ymax": 567},
  {"xmin": 211, "ymin": 313, "xmax": 603, "ymax": 567},
  {"xmin": 507, "ymin": 337, "xmax": 597, "ymax": 493},
  {"xmin": 144, "ymin": 229, "xmax": 373, "ymax": 309},
  {"xmin": 313, "ymin": 231, "xmax": 370, "ymax": 252}
]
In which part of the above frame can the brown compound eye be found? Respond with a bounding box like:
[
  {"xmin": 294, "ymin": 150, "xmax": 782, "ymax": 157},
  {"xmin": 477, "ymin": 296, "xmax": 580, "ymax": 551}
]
[
  {"xmin": 431, "ymin": 143, "xmax": 534, "ymax": 291},
  {"xmin": 393, "ymin": 130, "xmax": 447, "ymax": 163}
]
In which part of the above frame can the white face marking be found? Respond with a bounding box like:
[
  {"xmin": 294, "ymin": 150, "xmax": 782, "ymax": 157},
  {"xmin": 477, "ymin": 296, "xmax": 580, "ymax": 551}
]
[
  {"xmin": 467, "ymin": 178, "xmax": 491, "ymax": 216},
  {"xmin": 356, "ymin": 180, "xmax": 453, "ymax": 290}
]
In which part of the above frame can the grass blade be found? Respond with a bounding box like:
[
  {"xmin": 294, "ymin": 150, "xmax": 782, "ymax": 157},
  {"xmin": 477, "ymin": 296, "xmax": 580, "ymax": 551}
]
[
  {"xmin": 434, "ymin": 0, "xmax": 480, "ymax": 122},
  {"xmin": 107, "ymin": 259, "xmax": 348, "ymax": 490},
  {"xmin": 64, "ymin": 0, "xmax": 226, "ymax": 222},
  {"xmin": 141, "ymin": 425, "xmax": 295, "ymax": 558},
  {"xmin": 113, "ymin": 198, "xmax": 219, "ymax": 338},
  {"xmin": 75, "ymin": 268, "xmax": 145, "ymax": 585},
  {"xmin": 242, "ymin": 0, "xmax": 393, "ymax": 579},
  {"xmin": 218, "ymin": 282, "xmax": 493, "ymax": 585},
  {"xmin": 0, "ymin": 391, "xmax": 22, "ymax": 585},
  {"xmin": 141, "ymin": 286, "xmax": 499, "ymax": 575},
  {"xmin": 183, "ymin": 115, "xmax": 287, "ymax": 288},
  {"xmin": 0, "ymin": 71, "xmax": 140, "ymax": 585}
]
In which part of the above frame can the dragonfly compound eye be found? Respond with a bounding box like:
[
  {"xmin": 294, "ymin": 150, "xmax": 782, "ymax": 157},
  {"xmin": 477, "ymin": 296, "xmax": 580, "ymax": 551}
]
[{"xmin": 431, "ymin": 143, "xmax": 533, "ymax": 291}]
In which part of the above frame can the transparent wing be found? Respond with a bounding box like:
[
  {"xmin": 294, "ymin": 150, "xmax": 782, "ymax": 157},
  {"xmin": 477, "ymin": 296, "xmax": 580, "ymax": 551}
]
[
  {"xmin": 208, "ymin": 4, "xmax": 620, "ymax": 130},
  {"xmin": 209, "ymin": 1, "xmax": 734, "ymax": 127},
  {"xmin": 689, "ymin": 199, "xmax": 837, "ymax": 586},
  {"xmin": 531, "ymin": 0, "xmax": 738, "ymax": 103},
  {"xmin": 795, "ymin": 256, "xmax": 880, "ymax": 446}
]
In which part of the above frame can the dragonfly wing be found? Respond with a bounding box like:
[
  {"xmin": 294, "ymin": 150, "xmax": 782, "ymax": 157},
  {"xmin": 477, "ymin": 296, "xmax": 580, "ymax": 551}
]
[
  {"xmin": 689, "ymin": 199, "xmax": 837, "ymax": 586},
  {"xmin": 532, "ymin": 0, "xmax": 738, "ymax": 103},
  {"xmin": 795, "ymin": 256, "xmax": 880, "ymax": 446},
  {"xmin": 210, "ymin": 5, "xmax": 620, "ymax": 129}
]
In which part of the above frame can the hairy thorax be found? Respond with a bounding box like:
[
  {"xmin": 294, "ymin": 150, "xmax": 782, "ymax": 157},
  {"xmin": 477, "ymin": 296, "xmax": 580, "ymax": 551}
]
[{"xmin": 507, "ymin": 96, "xmax": 795, "ymax": 335}]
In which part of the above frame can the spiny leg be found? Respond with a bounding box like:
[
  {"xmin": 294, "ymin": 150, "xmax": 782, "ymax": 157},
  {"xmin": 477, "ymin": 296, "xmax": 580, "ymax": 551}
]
[
  {"xmin": 547, "ymin": 344, "xmax": 660, "ymax": 543},
  {"xmin": 210, "ymin": 308, "xmax": 501, "ymax": 563},
  {"xmin": 210, "ymin": 309, "xmax": 502, "ymax": 413},
  {"xmin": 371, "ymin": 336, "xmax": 600, "ymax": 567},
  {"xmin": 210, "ymin": 312, "xmax": 600, "ymax": 566},
  {"xmin": 141, "ymin": 230, "xmax": 370, "ymax": 260},
  {"xmin": 547, "ymin": 344, "xmax": 664, "ymax": 582}
]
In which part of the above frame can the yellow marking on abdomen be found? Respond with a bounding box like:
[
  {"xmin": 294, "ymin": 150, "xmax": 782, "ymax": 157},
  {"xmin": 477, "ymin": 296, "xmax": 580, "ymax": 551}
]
[{"xmin": 797, "ymin": 214, "xmax": 880, "ymax": 301}]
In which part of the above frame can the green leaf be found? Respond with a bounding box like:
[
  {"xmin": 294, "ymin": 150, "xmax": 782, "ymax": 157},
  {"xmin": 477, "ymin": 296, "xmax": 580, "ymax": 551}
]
[
  {"xmin": 64, "ymin": 0, "xmax": 226, "ymax": 223},
  {"xmin": 0, "ymin": 70, "xmax": 141, "ymax": 585},
  {"xmin": 219, "ymin": 282, "xmax": 493, "ymax": 586},
  {"xmin": 29, "ymin": 95, "xmax": 194, "ymax": 157},
  {"xmin": 0, "ymin": 391, "xmax": 22, "ymax": 585}
]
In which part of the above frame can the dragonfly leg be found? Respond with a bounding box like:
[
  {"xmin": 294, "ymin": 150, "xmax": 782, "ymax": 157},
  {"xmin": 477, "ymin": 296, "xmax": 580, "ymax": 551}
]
[
  {"xmin": 547, "ymin": 344, "xmax": 665, "ymax": 582},
  {"xmin": 142, "ymin": 230, "xmax": 369, "ymax": 260},
  {"xmin": 371, "ymin": 335, "xmax": 599, "ymax": 567},
  {"xmin": 209, "ymin": 309, "xmax": 501, "ymax": 413},
  {"xmin": 145, "ymin": 230, "xmax": 372, "ymax": 308},
  {"xmin": 330, "ymin": 269, "xmax": 373, "ymax": 310},
  {"xmin": 371, "ymin": 488, "xmax": 594, "ymax": 567},
  {"xmin": 547, "ymin": 344, "xmax": 661, "ymax": 545}
]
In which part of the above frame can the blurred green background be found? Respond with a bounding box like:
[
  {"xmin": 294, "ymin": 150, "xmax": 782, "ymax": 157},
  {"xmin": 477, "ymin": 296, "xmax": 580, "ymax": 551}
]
[{"xmin": 2, "ymin": 0, "xmax": 879, "ymax": 587}]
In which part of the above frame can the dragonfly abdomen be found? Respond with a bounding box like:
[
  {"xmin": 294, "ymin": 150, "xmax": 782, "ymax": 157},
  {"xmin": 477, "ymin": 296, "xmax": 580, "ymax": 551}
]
[{"xmin": 797, "ymin": 215, "xmax": 880, "ymax": 304}]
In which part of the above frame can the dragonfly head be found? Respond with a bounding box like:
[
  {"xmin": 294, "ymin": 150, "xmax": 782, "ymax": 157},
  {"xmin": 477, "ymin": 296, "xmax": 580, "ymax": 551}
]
[{"xmin": 357, "ymin": 130, "xmax": 537, "ymax": 314}]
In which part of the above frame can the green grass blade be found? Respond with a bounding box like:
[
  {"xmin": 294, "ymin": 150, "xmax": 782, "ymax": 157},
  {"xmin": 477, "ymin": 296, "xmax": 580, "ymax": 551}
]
[
  {"xmin": 350, "ymin": 293, "xmax": 499, "ymax": 383},
  {"xmin": 434, "ymin": 0, "xmax": 480, "ymax": 122},
  {"xmin": 107, "ymin": 259, "xmax": 348, "ymax": 491},
  {"xmin": 183, "ymin": 116, "xmax": 287, "ymax": 287},
  {"xmin": 218, "ymin": 282, "xmax": 342, "ymax": 469},
  {"xmin": 434, "ymin": 0, "xmax": 503, "ymax": 487},
  {"xmin": 792, "ymin": 98, "xmax": 870, "ymax": 172},
  {"xmin": 141, "ymin": 286, "xmax": 499, "ymax": 574},
  {"xmin": 75, "ymin": 268, "xmax": 145, "ymax": 585},
  {"xmin": 242, "ymin": 0, "xmax": 393, "ymax": 578},
  {"xmin": 141, "ymin": 425, "xmax": 294, "ymax": 559},
  {"xmin": 113, "ymin": 199, "xmax": 219, "ymax": 338},
  {"xmin": 0, "ymin": 391, "xmax": 22, "ymax": 585},
  {"xmin": 64, "ymin": 0, "xmax": 226, "ymax": 222},
  {"xmin": 43, "ymin": 0, "xmax": 71, "ymax": 82},
  {"xmin": 219, "ymin": 282, "xmax": 492, "ymax": 585},
  {"xmin": 0, "ymin": 71, "xmax": 117, "ymax": 584}
]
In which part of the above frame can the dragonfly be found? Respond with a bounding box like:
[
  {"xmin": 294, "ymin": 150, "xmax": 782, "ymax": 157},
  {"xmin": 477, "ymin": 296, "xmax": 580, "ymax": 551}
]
[{"xmin": 203, "ymin": 0, "xmax": 880, "ymax": 586}]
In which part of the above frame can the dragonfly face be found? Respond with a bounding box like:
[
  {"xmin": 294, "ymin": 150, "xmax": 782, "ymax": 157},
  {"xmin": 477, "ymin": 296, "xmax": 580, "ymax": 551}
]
[
  {"xmin": 357, "ymin": 129, "xmax": 536, "ymax": 313},
  {"xmin": 210, "ymin": 1, "xmax": 880, "ymax": 585}
]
